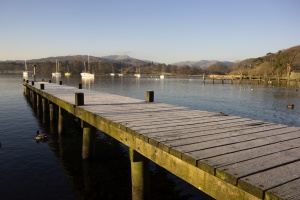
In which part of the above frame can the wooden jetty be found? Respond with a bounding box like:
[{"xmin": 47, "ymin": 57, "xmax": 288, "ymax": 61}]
[{"xmin": 23, "ymin": 80, "xmax": 300, "ymax": 200}]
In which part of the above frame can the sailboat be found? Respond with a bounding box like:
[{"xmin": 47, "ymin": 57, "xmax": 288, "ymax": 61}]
[
  {"xmin": 134, "ymin": 66, "xmax": 141, "ymax": 78},
  {"xmin": 81, "ymin": 54, "xmax": 94, "ymax": 78},
  {"xmin": 160, "ymin": 65, "xmax": 165, "ymax": 79},
  {"xmin": 52, "ymin": 60, "xmax": 61, "ymax": 77},
  {"xmin": 23, "ymin": 60, "xmax": 28, "ymax": 76},
  {"xmin": 65, "ymin": 65, "xmax": 71, "ymax": 76},
  {"xmin": 110, "ymin": 66, "xmax": 115, "ymax": 76}
]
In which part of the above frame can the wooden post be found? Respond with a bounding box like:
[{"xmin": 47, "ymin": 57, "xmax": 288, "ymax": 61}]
[
  {"xmin": 36, "ymin": 94, "xmax": 42, "ymax": 116},
  {"xmin": 42, "ymin": 98, "xmax": 47, "ymax": 123},
  {"xmin": 40, "ymin": 83, "xmax": 44, "ymax": 90},
  {"xmin": 82, "ymin": 121, "xmax": 96, "ymax": 159},
  {"xmin": 79, "ymin": 83, "xmax": 82, "ymax": 89},
  {"xmin": 146, "ymin": 91, "xmax": 154, "ymax": 102},
  {"xmin": 75, "ymin": 93, "xmax": 84, "ymax": 106},
  {"xmin": 58, "ymin": 106, "xmax": 64, "ymax": 134},
  {"xmin": 59, "ymin": 80, "xmax": 62, "ymax": 85},
  {"xmin": 49, "ymin": 80, "xmax": 51, "ymax": 83},
  {"xmin": 49, "ymin": 103, "xmax": 54, "ymax": 122},
  {"xmin": 130, "ymin": 148, "xmax": 150, "ymax": 200},
  {"xmin": 26, "ymin": 80, "xmax": 29, "ymax": 84},
  {"xmin": 31, "ymin": 81, "xmax": 34, "ymax": 85}
]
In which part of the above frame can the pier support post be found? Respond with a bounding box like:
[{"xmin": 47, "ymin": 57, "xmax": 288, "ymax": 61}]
[
  {"xmin": 58, "ymin": 106, "xmax": 64, "ymax": 134},
  {"xmin": 130, "ymin": 148, "xmax": 150, "ymax": 200},
  {"xmin": 146, "ymin": 91, "xmax": 154, "ymax": 102},
  {"xmin": 49, "ymin": 103, "xmax": 54, "ymax": 122},
  {"xmin": 42, "ymin": 98, "xmax": 47, "ymax": 123},
  {"xmin": 81, "ymin": 121, "xmax": 96, "ymax": 160}
]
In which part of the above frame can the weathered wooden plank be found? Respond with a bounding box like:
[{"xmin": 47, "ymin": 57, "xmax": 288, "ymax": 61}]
[
  {"xmin": 265, "ymin": 178, "xmax": 300, "ymax": 200},
  {"xmin": 161, "ymin": 124, "xmax": 285, "ymax": 147},
  {"xmin": 170, "ymin": 127, "xmax": 300, "ymax": 159},
  {"xmin": 183, "ymin": 128, "xmax": 300, "ymax": 160},
  {"xmin": 216, "ymin": 147, "xmax": 300, "ymax": 185},
  {"xmin": 238, "ymin": 160, "xmax": 300, "ymax": 199},
  {"xmin": 198, "ymin": 137, "xmax": 300, "ymax": 174}
]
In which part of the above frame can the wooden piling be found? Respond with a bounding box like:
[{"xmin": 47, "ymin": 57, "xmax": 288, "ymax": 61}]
[
  {"xmin": 49, "ymin": 103, "xmax": 54, "ymax": 122},
  {"xmin": 59, "ymin": 81, "xmax": 62, "ymax": 85},
  {"xmin": 58, "ymin": 106, "xmax": 64, "ymax": 134},
  {"xmin": 130, "ymin": 148, "xmax": 150, "ymax": 200},
  {"xmin": 79, "ymin": 83, "xmax": 82, "ymax": 89},
  {"xmin": 82, "ymin": 122, "xmax": 96, "ymax": 160},
  {"xmin": 146, "ymin": 91, "xmax": 154, "ymax": 102},
  {"xmin": 40, "ymin": 84, "xmax": 44, "ymax": 90},
  {"xmin": 49, "ymin": 80, "xmax": 51, "ymax": 83}
]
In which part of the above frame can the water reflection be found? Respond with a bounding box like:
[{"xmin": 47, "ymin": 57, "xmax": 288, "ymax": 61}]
[{"xmin": 81, "ymin": 77, "xmax": 94, "ymax": 90}]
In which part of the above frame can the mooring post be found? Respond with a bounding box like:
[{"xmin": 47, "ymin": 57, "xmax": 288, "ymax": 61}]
[
  {"xmin": 130, "ymin": 148, "xmax": 150, "ymax": 200},
  {"xmin": 40, "ymin": 83, "xmax": 44, "ymax": 90},
  {"xmin": 49, "ymin": 80, "xmax": 51, "ymax": 83},
  {"xmin": 146, "ymin": 91, "xmax": 154, "ymax": 102},
  {"xmin": 81, "ymin": 121, "xmax": 96, "ymax": 159},
  {"xmin": 59, "ymin": 81, "xmax": 62, "ymax": 85},
  {"xmin": 79, "ymin": 83, "xmax": 82, "ymax": 89},
  {"xmin": 31, "ymin": 81, "xmax": 34, "ymax": 86},
  {"xmin": 58, "ymin": 106, "xmax": 64, "ymax": 134},
  {"xmin": 75, "ymin": 93, "xmax": 84, "ymax": 106}
]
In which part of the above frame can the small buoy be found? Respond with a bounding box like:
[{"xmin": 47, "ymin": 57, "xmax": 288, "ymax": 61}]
[{"xmin": 287, "ymin": 104, "xmax": 294, "ymax": 109}]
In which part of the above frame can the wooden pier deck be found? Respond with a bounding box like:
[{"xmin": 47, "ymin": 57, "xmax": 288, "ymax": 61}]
[{"xmin": 24, "ymin": 81, "xmax": 300, "ymax": 200}]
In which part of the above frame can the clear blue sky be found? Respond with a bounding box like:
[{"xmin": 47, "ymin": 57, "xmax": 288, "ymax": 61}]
[{"xmin": 0, "ymin": 0, "xmax": 299, "ymax": 64}]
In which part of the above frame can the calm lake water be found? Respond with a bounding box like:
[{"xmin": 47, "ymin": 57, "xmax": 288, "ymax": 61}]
[{"xmin": 0, "ymin": 74, "xmax": 299, "ymax": 200}]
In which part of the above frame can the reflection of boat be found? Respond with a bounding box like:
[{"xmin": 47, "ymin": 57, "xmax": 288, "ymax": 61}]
[
  {"xmin": 81, "ymin": 76, "xmax": 94, "ymax": 90},
  {"xmin": 65, "ymin": 65, "xmax": 71, "ymax": 76},
  {"xmin": 23, "ymin": 60, "xmax": 28, "ymax": 76},
  {"xmin": 81, "ymin": 54, "xmax": 94, "ymax": 78},
  {"xmin": 52, "ymin": 60, "xmax": 61, "ymax": 77}
]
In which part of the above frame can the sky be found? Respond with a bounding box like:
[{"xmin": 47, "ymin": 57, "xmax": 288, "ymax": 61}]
[{"xmin": 0, "ymin": 0, "xmax": 299, "ymax": 64}]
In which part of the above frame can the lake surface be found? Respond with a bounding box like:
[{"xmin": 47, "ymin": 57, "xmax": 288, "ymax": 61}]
[{"xmin": 0, "ymin": 74, "xmax": 299, "ymax": 200}]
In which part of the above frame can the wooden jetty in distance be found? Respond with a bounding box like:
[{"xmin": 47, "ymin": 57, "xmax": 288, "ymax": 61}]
[
  {"xmin": 202, "ymin": 74, "xmax": 300, "ymax": 86},
  {"xmin": 23, "ymin": 79, "xmax": 300, "ymax": 200}
]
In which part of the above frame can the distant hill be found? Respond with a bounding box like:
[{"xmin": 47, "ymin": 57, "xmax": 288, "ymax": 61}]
[
  {"xmin": 4, "ymin": 54, "xmax": 150, "ymax": 66},
  {"xmin": 171, "ymin": 60, "xmax": 234, "ymax": 69}
]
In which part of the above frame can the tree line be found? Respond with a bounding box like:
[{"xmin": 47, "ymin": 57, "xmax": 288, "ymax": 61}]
[{"xmin": 1, "ymin": 45, "xmax": 299, "ymax": 77}]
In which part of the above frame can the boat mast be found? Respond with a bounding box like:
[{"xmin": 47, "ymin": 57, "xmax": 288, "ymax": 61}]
[{"xmin": 88, "ymin": 54, "xmax": 90, "ymax": 72}]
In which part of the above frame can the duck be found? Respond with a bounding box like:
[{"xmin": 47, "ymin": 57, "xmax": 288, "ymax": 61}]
[
  {"xmin": 287, "ymin": 104, "xmax": 294, "ymax": 109},
  {"xmin": 35, "ymin": 130, "xmax": 48, "ymax": 140}
]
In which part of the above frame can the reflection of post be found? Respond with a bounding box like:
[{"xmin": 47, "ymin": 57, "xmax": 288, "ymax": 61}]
[
  {"xmin": 130, "ymin": 148, "xmax": 150, "ymax": 200},
  {"xmin": 82, "ymin": 159, "xmax": 92, "ymax": 192}
]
